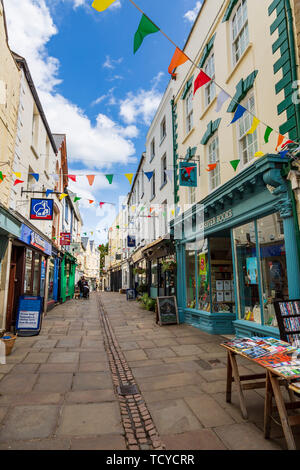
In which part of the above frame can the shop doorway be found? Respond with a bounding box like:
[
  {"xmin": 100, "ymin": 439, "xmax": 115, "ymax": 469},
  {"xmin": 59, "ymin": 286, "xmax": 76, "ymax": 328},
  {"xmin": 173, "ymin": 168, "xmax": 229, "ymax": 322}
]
[{"xmin": 6, "ymin": 245, "xmax": 24, "ymax": 332}]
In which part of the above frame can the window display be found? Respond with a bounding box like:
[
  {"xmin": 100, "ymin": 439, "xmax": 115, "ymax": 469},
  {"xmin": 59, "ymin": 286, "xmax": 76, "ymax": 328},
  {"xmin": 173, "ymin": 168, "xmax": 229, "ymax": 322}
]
[
  {"xmin": 48, "ymin": 258, "xmax": 55, "ymax": 301},
  {"xmin": 24, "ymin": 249, "xmax": 33, "ymax": 294},
  {"xmin": 186, "ymin": 250, "xmax": 196, "ymax": 309},
  {"xmin": 197, "ymin": 251, "xmax": 210, "ymax": 311},
  {"xmin": 210, "ymin": 237, "xmax": 234, "ymax": 313}
]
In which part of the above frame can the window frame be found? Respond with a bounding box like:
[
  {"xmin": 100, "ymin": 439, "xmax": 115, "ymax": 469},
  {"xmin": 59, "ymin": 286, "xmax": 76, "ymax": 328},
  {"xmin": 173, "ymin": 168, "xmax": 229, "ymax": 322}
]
[
  {"xmin": 185, "ymin": 90, "xmax": 194, "ymax": 135},
  {"xmin": 204, "ymin": 52, "xmax": 216, "ymax": 107},
  {"xmin": 207, "ymin": 135, "xmax": 220, "ymax": 191},
  {"xmin": 150, "ymin": 138, "xmax": 155, "ymax": 162},
  {"xmin": 160, "ymin": 116, "xmax": 167, "ymax": 143},
  {"xmin": 161, "ymin": 153, "xmax": 167, "ymax": 187},
  {"xmin": 231, "ymin": 0, "xmax": 249, "ymax": 67},
  {"xmin": 237, "ymin": 93, "xmax": 258, "ymax": 167}
]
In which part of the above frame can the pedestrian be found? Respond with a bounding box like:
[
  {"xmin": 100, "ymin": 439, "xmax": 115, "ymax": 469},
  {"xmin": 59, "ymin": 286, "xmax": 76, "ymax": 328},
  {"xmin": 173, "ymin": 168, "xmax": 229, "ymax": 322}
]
[{"xmin": 77, "ymin": 276, "xmax": 85, "ymax": 299}]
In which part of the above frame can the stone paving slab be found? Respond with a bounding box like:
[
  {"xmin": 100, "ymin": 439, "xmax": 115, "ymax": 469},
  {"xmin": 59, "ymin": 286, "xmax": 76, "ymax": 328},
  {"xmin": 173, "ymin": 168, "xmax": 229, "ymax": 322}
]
[{"xmin": 162, "ymin": 429, "xmax": 227, "ymax": 450}]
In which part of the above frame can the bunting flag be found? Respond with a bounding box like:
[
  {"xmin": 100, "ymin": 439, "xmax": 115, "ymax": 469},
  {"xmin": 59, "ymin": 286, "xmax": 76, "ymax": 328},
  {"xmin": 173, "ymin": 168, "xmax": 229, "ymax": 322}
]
[
  {"xmin": 131, "ymin": 206, "xmax": 136, "ymax": 212},
  {"xmin": 206, "ymin": 164, "xmax": 218, "ymax": 172},
  {"xmin": 68, "ymin": 175, "xmax": 77, "ymax": 182},
  {"xmin": 281, "ymin": 140, "xmax": 295, "ymax": 149},
  {"xmin": 230, "ymin": 160, "xmax": 240, "ymax": 172},
  {"xmin": 193, "ymin": 70, "xmax": 211, "ymax": 95},
  {"xmin": 59, "ymin": 193, "xmax": 68, "ymax": 200},
  {"xmin": 264, "ymin": 127, "xmax": 273, "ymax": 143},
  {"xmin": 89, "ymin": 200, "xmax": 94, "ymax": 204},
  {"xmin": 177, "ymin": 207, "xmax": 181, "ymax": 215},
  {"xmin": 144, "ymin": 171, "xmax": 153, "ymax": 181},
  {"xmin": 254, "ymin": 152, "xmax": 265, "ymax": 158},
  {"xmin": 230, "ymin": 104, "xmax": 247, "ymax": 124},
  {"xmin": 276, "ymin": 134, "xmax": 285, "ymax": 151},
  {"xmin": 74, "ymin": 197, "xmax": 81, "ymax": 202},
  {"xmin": 92, "ymin": 0, "xmax": 117, "ymax": 12},
  {"xmin": 215, "ymin": 90, "xmax": 230, "ymax": 113},
  {"xmin": 106, "ymin": 174, "xmax": 114, "ymax": 184},
  {"xmin": 140, "ymin": 206, "xmax": 145, "ymax": 211},
  {"xmin": 14, "ymin": 179, "xmax": 24, "ymax": 186},
  {"xmin": 99, "ymin": 202, "xmax": 105, "ymax": 208},
  {"xmin": 171, "ymin": 209, "xmax": 175, "ymax": 216},
  {"xmin": 247, "ymin": 117, "xmax": 260, "ymax": 135},
  {"xmin": 31, "ymin": 173, "xmax": 39, "ymax": 182},
  {"xmin": 134, "ymin": 14, "xmax": 160, "ymax": 54},
  {"xmin": 165, "ymin": 170, "xmax": 173, "ymax": 182},
  {"xmin": 0, "ymin": 172, "xmax": 5, "ymax": 181},
  {"xmin": 279, "ymin": 150, "xmax": 289, "ymax": 158},
  {"xmin": 86, "ymin": 175, "xmax": 95, "ymax": 186},
  {"xmin": 46, "ymin": 189, "xmax": 54, "ymax": 198},
  {"xmin": 13, "ymin": 172, "xmax": 21, "ymax": 179},
  {"xmin": 168, "ymin": 47, "xmax": 189, "ymax": 77},
  {"xmin": 125, "ymin": 173, "xmax": 134, "ymax": 185}
]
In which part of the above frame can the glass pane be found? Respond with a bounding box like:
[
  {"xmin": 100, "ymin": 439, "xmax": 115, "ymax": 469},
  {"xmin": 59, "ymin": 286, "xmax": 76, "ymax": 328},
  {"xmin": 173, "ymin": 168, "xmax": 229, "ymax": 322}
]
[
  {"xmin": 198, "ymin": 249, "xmax": 210, "ymax": 312},
  {"xmin": 32, "ymin": 253, "xmax": 40, "ymax": 296},
  {"xmin": 258, "ymin": 213, "xmax": 289, "ymax": 327},
  {"xmin": 233, "ymin": 222, "xmax": 261, "ymax": 323},
  {"xmin": 186, "ymin": 250, "xmax": 196, "ymax": 309},
  {"xmin": 24, "ymin": 249, "xmax": 33, "ymax": 294},
  {"xmin": 151, "ymin": 264, "xmax": 157, "ymax": 288},
  {"xmin": 48, "ymin": 258, "xmax": 55, "ymax": 300},
  {"xmin": 210, "ymin": 237, "xmax": 234, "ymax": 313}
]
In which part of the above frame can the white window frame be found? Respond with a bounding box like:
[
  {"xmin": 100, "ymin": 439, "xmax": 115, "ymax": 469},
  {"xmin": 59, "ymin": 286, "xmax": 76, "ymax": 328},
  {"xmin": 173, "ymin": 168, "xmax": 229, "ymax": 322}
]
[
  {"xmin": 160, "ymin": 117, "xmax": 166, "ymax": 143},
  {"xmin": 151, "ymin": 171, "xmax": 156, "ymax": 199},
  {"xmin": 231, "ymin": 0, "xmax": 249, "ymax": 67},
  {"xmin": 237, "ymin": 93, "xmax": 258, "ymax": 167},
  {"xmin": 189, "ymin": 186, "xmax": 196, "ymax": 205},
  {"xmin": 204, "ymin": 52, "xmax": 216, "ymax": 107},
  {"xmin": 161, "ymin": 153, "xmax": 167, "ymax": 186},
  {"xmin": 185, "ymin": 90, "xmax": 194, "ymax": 135},
  {"xmin": 150, "ymin": 138, "xmax": 155, "ymax": 161},
  {"xmin": 207, "ymin": 135, "xmax": 220, "ymax": 191}
]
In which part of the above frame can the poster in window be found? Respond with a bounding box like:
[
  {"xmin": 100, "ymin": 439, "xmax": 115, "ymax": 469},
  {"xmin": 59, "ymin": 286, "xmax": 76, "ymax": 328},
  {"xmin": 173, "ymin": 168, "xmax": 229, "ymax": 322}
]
[
  {"xmin": 179, "ymin": 163, "xmax": 197, "ymax": 187},
  {"xmin": 246, "ymin": 257, "xmax": 258, "ymax": 285},
  {"xmin": 198, "ymin": 253, "xmax": 207, "ymax": 276}
]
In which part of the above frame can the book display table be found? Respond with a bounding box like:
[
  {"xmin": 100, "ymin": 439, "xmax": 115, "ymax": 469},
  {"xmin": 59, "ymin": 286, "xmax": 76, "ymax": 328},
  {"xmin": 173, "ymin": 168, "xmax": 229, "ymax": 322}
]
[{"xmin": 221, "ymin": 338, "xmax": 300, "ymax": 450}]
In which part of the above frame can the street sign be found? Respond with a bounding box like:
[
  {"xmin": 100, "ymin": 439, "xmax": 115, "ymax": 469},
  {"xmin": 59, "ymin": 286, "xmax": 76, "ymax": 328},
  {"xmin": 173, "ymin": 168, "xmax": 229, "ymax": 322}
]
[
  {"xmin": 16, "ymin": 296, "xmax": 43, "ymax": 336},
  {"xmin": 60, "ymin": 233, "xmax": 71, "ymax": 246},
  {"xmin": 30, "ymin": 198, "xmax": 53, "ymax": 220}
]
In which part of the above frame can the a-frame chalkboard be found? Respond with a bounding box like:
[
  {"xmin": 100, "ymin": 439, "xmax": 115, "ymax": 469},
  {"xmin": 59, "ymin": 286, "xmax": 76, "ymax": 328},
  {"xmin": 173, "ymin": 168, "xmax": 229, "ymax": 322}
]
[{"xmin": 156, "ymin": 296, "xmax": 179, "ymax": 326}]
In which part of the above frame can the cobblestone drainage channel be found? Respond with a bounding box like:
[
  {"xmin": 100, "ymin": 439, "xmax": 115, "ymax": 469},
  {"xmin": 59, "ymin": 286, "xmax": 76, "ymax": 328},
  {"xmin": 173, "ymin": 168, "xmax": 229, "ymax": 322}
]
[{"xmin": 97, "ymin": 295, "xmax": 165, "ymax": 451}]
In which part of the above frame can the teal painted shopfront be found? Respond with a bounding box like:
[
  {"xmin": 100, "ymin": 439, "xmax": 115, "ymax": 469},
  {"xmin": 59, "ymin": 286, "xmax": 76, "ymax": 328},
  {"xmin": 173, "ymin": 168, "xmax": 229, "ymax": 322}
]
[{"xmin": 173, "ymin": 155, "xmax": 300, "ymax": 339}]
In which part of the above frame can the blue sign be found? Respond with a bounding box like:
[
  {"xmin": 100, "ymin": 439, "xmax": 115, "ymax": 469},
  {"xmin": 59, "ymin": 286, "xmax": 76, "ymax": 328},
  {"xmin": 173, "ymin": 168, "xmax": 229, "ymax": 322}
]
[
  {"xmin": 128, "ymin": 235, "xmax": 136, "ymax": 248},
  {"xmin": 246, "ymin": 257, "xmax": 258, "ymax": 285},
  {"xmin": 20, "ymin": 224, "xmax": 52, "ymax": 256},
  {"xmin": 30, "ymin": 198, "xmax": 53, "ymax": 221},
  {"xmin": 179, "ymin": 163, "xmax": 197, "ymax": 187},
  {"xmin": 16, "ymin": 296, "xmax": 43, "ymax": 336}
]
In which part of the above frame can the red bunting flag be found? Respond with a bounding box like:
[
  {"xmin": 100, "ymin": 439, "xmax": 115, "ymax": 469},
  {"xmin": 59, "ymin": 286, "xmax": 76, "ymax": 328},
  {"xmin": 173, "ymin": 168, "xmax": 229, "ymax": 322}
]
[
  {"xmin": 281, "ymin": 140, "xmax": 295, "ymax": 149},
  {"xmin": 99, "ymin": 202, "xmax": 105, "ymax": 208},
  {"xmin": 14, "ymin": 179, "xmax": 24, "ymax": 186},
  {"xmin": 194, "ymin": 70, "xmax": 211, "ymax": 95},
  {"xmin": 68, "ymin": 175, "xmax": 77, "ymax": 182},
  {"xmin": 168, "ymin": 47, "xmax": 189, "ymax": 77},
  {"xmin": 86, "ymin": 175, "xmax": 95, "ymax": 186}
]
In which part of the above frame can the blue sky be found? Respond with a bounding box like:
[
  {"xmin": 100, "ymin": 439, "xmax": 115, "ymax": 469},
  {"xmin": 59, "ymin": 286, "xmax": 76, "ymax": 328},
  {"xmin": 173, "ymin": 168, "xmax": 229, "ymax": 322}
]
[{"xmin": 4, "ymin": 0, "xmax": 203, "ymax": 243}]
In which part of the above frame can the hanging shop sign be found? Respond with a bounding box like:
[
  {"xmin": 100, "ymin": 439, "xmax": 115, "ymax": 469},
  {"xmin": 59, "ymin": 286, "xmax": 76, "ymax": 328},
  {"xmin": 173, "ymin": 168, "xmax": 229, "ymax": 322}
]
[
  {"xmin": 30, "ymin": 198, "xmax": 53, "ymax": 221},
  {"xmin": 60, "ymin": 233, "xmax": 71, "ymax": 246},
  {"xmin": 156, "ymin": 296, "xmax": 179, "ymax": 326},
  {"xmin": 70, "ymin": 242, "xmax": 81, "ymax": 255},
  {"xmin": 127, "ymin": 235, "xmax": 136, "ymax": 248},
  {"xmin": 179, "ymin": 163, "xmax": 197, "ymax": 187},
  {"xmin": 16, "ymin": 296, "xmax": 43, "ymax": 337},
  {"xmin": 19, "ymin": 224, "xmax": 52, "ymax": 256}
]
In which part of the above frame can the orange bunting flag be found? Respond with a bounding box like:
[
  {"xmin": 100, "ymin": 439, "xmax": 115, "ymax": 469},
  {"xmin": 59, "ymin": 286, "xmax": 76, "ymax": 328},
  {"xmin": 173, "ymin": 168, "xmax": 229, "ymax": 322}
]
[
  {"xmin": 168, "ymin": 48, "xmax": 189, "ymax": 77},
  {"xmin": 276, "ymin": 134, "xmax": 285, "ymax": 151},
  {"xmin": 194, "ymin": 70, "xmax": 211, "ymax": 95},
  {"xmin": 86, "ymin": 175, "xmax": 95, "ymax": 186},
  {"xmin": 89, "ymin": 200, "xmax": 94, "ymax": 204},
  {"xmin": 14, "ymin": 179, "xmax": 24, "ymax": 186},
  {"xmin": 206, "ymin": 164, "xmax": 218, "ymax": 172}
]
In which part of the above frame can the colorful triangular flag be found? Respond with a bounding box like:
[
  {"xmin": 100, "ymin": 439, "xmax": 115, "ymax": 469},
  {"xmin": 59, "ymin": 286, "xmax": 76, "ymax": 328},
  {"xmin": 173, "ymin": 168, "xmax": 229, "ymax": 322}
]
[
  {"xmin": 68, "ymin": 175, "xmax": 77, "ymax": 182},
  {"xmin": 230, "ymin": 160, "xmax": 240, "ymax": 172},
  {"xmin": 92, "ymin": 0, "xmax": 117, "ymax": 12},
  {"xmin": 206, "ymin": 164, "xmax": 218, "ymax": 172},
  {"xmin": 230, "ymin": 104, "xmax": 247, "ymax": 124},
  {"xmin": 31, "ymin": 173, "xmax": 39, "ymax": 182},
  {"xmin": 125, "ymin": 173, "xmax": 134, "ymax": 185},
  {"xmin": 86, "ymin": 175, "xmax": 95, "ymax": 186},
  {"xmin": 13, "ymin": 172, "xmax": 21, "ymax": 179},
  {"xmin": 264, "ymin": 127, "xmax": 273, "ymax": 143},
  {"xmin": 46, "ymin": 189, "xmax": 54, "ymax": 198},
  {"xmin": 106, "ymin": 174, "xmax": 114, "ymax": 184},
  {"xmin": 281, "ymin": 140, "xmax": 295, "ymax": 149},
  {"xmin": 59, "ymin": 193, "xmax": 68, "ymax": 200},
  {"xmin": 247, "ymin": 117, "xmax": 260, "ymax": 135},
  {"xmin": 194, "ymin": 70, "xmax": 211, "ymax": 95},
  {"xmin": 14, "ymin": 179, "xmax": 24, "ymax": 186},
  {"xmin": 89, "ymin": 200, "xmax": 94, "ymax": 204},
  {"xmin": 144, "ymin": 171, "xmax": 153, "ymax": 181},
  {"xmin": 99, "ymin": 202, "xmax": 105, "ymax": 208},
  {"xmin": 254, "ymin": 152, "xmax": 265, "ymax": 158},
  {"xmin": 276, "ymin": 134, "xmax": 285, "ymax": 151},
  {"xmin": 215, "ymin": 90, "xmax": 230, "ymax": 113},
  {"xmin": 168, "ymin": 47, "xmax": 189, "ymax": 77},
  {"xmin": 134, "ymin": 14, "xmax": 160, "ymax": 54},
  {"xmin": 74, "ymin": 197, "xmax": 81, "ymax": 203}
]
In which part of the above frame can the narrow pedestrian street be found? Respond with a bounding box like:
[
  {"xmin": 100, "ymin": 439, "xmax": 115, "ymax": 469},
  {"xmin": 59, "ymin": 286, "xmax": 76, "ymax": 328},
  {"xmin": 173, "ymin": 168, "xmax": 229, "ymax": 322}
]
[{"xmin": 0, "ymin": 293, "xmax": 299, "ymax": 451}]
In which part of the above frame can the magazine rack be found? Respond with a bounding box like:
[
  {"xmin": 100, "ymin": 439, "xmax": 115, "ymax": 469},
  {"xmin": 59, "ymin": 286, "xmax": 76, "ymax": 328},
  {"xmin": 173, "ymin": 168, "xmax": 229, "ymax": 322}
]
[{"xmin": 274, "ymin": 299, "xmax": 300, "ymax": 346}]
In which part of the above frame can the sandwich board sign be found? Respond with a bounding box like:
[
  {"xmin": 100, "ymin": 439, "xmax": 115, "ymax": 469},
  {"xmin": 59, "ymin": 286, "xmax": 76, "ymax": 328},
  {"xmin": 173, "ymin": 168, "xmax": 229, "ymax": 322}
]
[
  {"xmin": 156, "ymin": 296, "xmax": 179, "ymax": 326},
  {"xmin": 16, "ymin": 296, "xmax": 43, "ymax": 337}
]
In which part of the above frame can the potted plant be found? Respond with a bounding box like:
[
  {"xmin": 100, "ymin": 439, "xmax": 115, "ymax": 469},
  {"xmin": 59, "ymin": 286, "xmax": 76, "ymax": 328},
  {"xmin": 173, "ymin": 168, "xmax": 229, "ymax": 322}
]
[{"xmin": 161, "ymin": 260, "xmax": 177, "ymax": 273}]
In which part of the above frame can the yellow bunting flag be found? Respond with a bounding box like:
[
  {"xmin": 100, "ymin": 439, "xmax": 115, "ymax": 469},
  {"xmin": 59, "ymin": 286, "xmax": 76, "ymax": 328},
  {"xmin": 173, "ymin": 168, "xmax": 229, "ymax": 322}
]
[
  {"xmin": 125, "ymin": 174, "xmax": 134, "ymax": 185},
  {"xmin": 254, "ymin": 152, "xmax": 264, "ymax": 158},
  {"xmin": 131, "ymin": 206, "xmax": 136, "ymax": 212},
  {"xmin": 59, "ymin": 193, "xmax": 68, "ymax": 200},
  {"xmin": 247, "ymin": 117, "xmax": 260, "ymax": 135},
  {"xmin": 92, "ymin": 0, "xmax": 117, "ymax": 12},
  {"xmin": 171, "ymin": 209, "xmax": 175, "ymax": 216},
  {"xmin": 13, "ymin": 172, "xmax": 21, "ymax": 179}
]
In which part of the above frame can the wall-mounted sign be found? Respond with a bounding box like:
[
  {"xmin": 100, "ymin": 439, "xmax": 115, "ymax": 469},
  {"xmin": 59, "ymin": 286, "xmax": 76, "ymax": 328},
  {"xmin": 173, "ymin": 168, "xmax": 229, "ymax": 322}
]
[
  {"xmin": 16, "ymin": 296, "xmax": 43, "ymax": 336},
  {"xmin": 179, "ymin": 163, "xmax": 197, "ymax": 187},
  {"xmin": 19, "ymin": 224, "xmax": 52, "ymax": 256},
  {"xmin": 30, "ymin": 199, "xmax": 53, "ymax": 221},
  {"xmin": 128, "ymin": 235, "xmax": 136, "ymax": 248},
  {"xmin": 60, "ymin": 233, "xmax": 71, "ymax": 246},
  {"xmin": 70, "ymin": 242, "xmax": 81, "ymax": 255}
]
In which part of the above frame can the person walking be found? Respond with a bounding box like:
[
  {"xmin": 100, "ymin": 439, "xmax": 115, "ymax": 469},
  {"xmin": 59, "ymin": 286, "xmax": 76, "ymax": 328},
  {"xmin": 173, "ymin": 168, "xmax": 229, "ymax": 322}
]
[{"xmin": 77, "ymin": 276, "xmax": 84, "ymax": 299}]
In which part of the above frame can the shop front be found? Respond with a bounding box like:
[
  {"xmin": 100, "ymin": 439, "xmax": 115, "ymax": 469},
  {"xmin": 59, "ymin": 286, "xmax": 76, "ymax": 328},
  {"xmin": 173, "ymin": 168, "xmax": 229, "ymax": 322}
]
[
  {"xmin": 6, "ymin": 223, "xmax": 52, "ymax": 331},
  {"xmin": 174, "ymin": 156, "xmax": 300, "ymax": 338},
  {"xmin": 47, "ymin": 246, "xmax": 60, "ymax": 311},
  {"xmin": 60, "ymin": 252, "xmax": 76, "ymax": 303}
]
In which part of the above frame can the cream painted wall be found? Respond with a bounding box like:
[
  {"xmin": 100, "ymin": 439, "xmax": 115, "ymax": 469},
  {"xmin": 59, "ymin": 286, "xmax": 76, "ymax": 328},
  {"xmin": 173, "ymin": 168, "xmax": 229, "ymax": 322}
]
[
  {"xmin": 0, "ymin": 2, "xmax": 20, "ymax": 208},
  {"xmin": 173, "ymin": 0, "xmax": 298, "ymax": 207}
]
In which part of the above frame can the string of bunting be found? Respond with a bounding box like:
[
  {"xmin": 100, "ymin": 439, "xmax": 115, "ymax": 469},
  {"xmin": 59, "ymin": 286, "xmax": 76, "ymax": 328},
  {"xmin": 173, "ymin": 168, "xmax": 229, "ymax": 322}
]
[{"xmin": 91, "ymin": 0, "xmax": 300, "ymax": 158}]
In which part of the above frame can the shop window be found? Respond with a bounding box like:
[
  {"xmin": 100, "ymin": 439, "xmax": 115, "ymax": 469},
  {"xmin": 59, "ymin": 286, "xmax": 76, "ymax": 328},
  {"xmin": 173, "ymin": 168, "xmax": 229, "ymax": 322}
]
[
  {"xmin": 151, "ymin": 263, "xmax": 158, "ymax": 288},
  {"xmin": 186, "ymin": 250, "xmax": 196, "ymax": 309},
  {"xmin": 258, "ymin": 213, "xmax": 288, "ymax": 327},
  {"xmin": 198, "ymin": 250, "xmax": 210, "ymax": 311},
  {"xmin": 24, "ymin": 249, "xmax": 33, "ymax": 294},
  {"xmin": 32, "ymin": 253, "xmax": 40, "ymax": 296},
  {"xmin": 233, "ymin": 221, "xmax": 261, "ymax": 323},
  {"xmin": 48, "ymin": 258, "xmax": 55, "ymax": 301},
  {"xmin": 231, "ymin": 0, "xmax": 249, "ymax": 66},
  {"xmin": 210, "ymin": 237, "xmax": 234, "ymax": 313},
  {"xmin": 238, "ymin": 94, "xmax": 258, "ymax": 166}
]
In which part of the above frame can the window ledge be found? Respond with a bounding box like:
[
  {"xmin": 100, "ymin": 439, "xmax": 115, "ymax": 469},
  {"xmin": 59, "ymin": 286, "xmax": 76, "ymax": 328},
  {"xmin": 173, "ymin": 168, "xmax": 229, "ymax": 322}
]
[
  {"xmin": 199, "ymin": 95, "xmax": 217, "ymax": 121},
  {"xmin": 182, "ymin": 127, "xmax": 195, "ymax": 145},
  {"xmin": 150, "ymin": 155, "xmax": 155, "ymax": 163},
  {"xmin": 225, "ymin": 42, "xmax": 253, "ymax": 85},
  {"xmin": 160, "ymin": 135, "xmax": 166, "ymax": 146}
]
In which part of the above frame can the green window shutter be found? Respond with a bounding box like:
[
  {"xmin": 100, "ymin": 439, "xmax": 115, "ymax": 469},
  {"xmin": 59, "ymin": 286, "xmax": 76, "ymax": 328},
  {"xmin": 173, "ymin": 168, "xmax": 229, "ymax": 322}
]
[
  {"xmin": 227, "ymin": 71, "xmax": 258, "ymax": 112},
  {"xmin": 201, "ymin": 119, "xmax": 221, "ymax": 145},
  {"xmin": 181, "ymin": 76, "xmax": 194, "ymax": 100},
  {"xmin": 222, "ymin": 0, "xmax": 239, "ymax": 22},
  {"xmin": 185, "ymin": 146, "xmax": 197, "ymax": 161},
  {"xmin": 199, "ymin": 34, "xmax": 216, "ymax": 68}
]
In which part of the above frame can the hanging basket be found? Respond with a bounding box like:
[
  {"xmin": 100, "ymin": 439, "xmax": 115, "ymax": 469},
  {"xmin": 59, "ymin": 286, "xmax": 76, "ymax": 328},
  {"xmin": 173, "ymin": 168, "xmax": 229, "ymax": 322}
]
[{"xmin": 1, "ymin": 334, "xmax": 17, "ymax": 356}]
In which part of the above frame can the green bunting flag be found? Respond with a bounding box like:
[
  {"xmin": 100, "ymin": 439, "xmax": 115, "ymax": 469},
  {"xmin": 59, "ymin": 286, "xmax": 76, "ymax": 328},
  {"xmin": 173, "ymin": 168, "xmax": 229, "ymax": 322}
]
[
  {"xmin": 230, "ymin": 160, "xmax": 240, "ymax": 172},
  {"xmin": 0, "ymin": 171, "xmax": 3, "ymax": 181},
  {"xmin": 106, "ymin": 174, "xmax": 114, "ymax": 185},
  {"xmin": 264, "ymin": 127, "xmax": 273, "ymax": 143},
  {"xmin": 74, "ymin": 197, "xmax": 81, "ymax": 202},
  {"xmin": 134, "ymin": 14, "xmax": 160, "ymax": 54}
]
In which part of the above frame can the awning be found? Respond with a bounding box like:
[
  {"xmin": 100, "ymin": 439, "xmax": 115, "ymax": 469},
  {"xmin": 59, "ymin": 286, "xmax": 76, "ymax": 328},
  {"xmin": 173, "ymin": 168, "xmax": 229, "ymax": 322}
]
[{"xmin": 142, "ymin": 235, "xmax": 174, "ymax": 260}]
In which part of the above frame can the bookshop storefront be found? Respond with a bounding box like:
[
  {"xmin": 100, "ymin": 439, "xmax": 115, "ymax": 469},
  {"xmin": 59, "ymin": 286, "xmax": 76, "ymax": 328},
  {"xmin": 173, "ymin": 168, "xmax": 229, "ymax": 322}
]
[{"xmin": 174, "ymin": 155, "xmax": 300, "ymax": 338}]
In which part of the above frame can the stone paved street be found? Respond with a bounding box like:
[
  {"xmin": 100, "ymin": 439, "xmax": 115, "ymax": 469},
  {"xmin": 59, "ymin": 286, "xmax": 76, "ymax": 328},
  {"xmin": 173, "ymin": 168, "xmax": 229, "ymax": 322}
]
[{"xmin": 0, "ymin": 292, "xmax": 299, "ymax": 450}]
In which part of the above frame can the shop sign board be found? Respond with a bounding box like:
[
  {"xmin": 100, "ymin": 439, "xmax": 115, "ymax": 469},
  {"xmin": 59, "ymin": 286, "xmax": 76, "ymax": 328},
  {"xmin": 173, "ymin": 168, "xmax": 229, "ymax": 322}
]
[
  {"xmin": 70, "ymin": 242, "xmax": 81, "ymax": 255},
  {"xmin": 30, "ymin": 199, "xmax": 53, "ymax": 221},
  {"xmin": 198, "ymin": 209, "xmax": 233, "ymax": 232},
  {"xmin": 128, "ymin": 235, "xmax": 136, "ymax": 248},
  {"xmin": 16, "ymin": 296, "xmax": 43, "ymax": 336},
  {"xmin": 60, "ymin": 233, "xmax": 71, "ymax": 246},
  {"xmin": 156, "ymin": 296, "xmax": 179, "ymax": 326},
  {"xmin": 126, "ymin": 289, "xmax": 136, "ymax": 301},
  {"xmin": 179, "ymin": 163, "xmax": 197, "ymax": 187},
  {"xmin": 20, "ymin": 224, "xmax": 52, "ymax": 256}
]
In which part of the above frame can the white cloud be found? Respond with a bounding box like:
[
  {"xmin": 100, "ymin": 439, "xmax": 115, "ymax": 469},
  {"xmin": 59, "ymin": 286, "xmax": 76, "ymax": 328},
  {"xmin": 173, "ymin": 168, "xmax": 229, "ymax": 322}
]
[
  {"xmin": 184, "ymin": 1, "xmax": 203, "ymax": 23},
  {"xmin": 3, "ymin": 0, "xmax": 136, "ymax": 170},
  {"xmin": 103, "ymin": 55, "xmax": 123, "ymax": 70}
]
